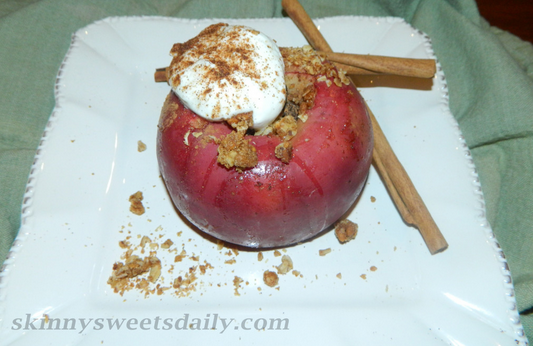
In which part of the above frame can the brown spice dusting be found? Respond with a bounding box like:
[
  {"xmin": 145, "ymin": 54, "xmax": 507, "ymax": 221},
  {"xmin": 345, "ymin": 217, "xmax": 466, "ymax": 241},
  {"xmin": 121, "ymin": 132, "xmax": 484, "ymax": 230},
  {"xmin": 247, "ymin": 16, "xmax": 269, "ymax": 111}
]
[
  {"xmin": 168, "ymin": 23, "xmax": 265, "ymax": 113},
  {"xmin": 335, "ymin": 219, "xmax": 358, "ymax": 243},
  {"xmin": 217, "ymin": 131, "xmax": 257, "ymax": 171},
  {"xmin": 263, "ymin": 270, "xmax": 279, "ymax": 287},
  {"xmin": 129, "ymin": 191, "xmax": 145, "ymax": 216}
]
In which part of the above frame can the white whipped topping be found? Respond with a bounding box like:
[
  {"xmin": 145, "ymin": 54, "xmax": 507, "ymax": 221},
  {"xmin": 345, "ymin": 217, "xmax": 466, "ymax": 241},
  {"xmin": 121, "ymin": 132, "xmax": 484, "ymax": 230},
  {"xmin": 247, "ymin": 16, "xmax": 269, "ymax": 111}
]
[{"xmin": 168, "ymin": 24, "xmax": 286, "ymax": 130}]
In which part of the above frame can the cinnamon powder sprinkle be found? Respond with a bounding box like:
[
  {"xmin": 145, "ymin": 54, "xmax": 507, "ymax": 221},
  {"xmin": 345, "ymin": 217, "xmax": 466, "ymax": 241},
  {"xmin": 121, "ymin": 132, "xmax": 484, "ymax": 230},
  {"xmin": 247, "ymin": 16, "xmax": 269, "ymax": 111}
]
[{"xmin": 169, "ymin": 23, "xmax": 264, "ymax": 119}]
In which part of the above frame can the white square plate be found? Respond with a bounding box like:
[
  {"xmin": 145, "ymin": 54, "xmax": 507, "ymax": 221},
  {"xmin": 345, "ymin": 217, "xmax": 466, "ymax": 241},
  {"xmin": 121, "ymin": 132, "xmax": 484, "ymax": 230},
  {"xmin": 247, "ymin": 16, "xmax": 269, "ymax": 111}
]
[{"xmin": 0, "ymin": 16, "xmax": 527, "ymax": 345}]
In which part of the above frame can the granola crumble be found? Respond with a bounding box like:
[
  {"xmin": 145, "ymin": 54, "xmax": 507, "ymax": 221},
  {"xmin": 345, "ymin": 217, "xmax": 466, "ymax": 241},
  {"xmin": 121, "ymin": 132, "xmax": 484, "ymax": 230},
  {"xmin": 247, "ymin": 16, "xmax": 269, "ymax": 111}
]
[
  {"xmin": 335, "ymin": 219, "xmax": 358, "ymax": 243},
  {"xmin": 275, "ymin": 255, "xmax": 293, "ymax": 275},
  {"xmin": 263, "ymin": 270, "xmax": 279, "ymax": 287},
  {"xmin": 217, "ymin": 131, "xmax": 258, "ymax": 171},
  {"xmin": 129, "ymin": 191, "xmax": 145, "ymax": 216}
]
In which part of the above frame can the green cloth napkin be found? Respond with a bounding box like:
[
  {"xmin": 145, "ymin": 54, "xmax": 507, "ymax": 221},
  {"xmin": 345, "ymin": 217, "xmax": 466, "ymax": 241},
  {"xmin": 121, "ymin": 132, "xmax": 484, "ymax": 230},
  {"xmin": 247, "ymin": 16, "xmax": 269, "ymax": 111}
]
[{"xmin": 1, "ymin": 0, "xmax": 532, "ymax": 341}]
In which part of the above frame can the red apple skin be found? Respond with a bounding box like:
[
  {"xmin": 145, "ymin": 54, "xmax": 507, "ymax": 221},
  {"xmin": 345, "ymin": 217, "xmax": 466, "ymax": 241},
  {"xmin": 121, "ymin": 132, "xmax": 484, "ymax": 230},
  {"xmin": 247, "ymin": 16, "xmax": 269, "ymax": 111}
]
[{"xmin": 157, "ymin": 75, "xmax": 373, "ymax": 248}]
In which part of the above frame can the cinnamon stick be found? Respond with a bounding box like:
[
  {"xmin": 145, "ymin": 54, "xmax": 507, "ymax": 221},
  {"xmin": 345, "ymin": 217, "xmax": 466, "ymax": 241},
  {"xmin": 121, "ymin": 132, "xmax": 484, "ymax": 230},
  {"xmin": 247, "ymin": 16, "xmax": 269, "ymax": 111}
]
[
  {"xmin": 154, "ymin": 67, "xmax": 168, "ymax": 83},
  {"xmin": 320, "ymin": 51, "xmax": 436, "ymax": 78},
  {"xmin": 153, "ymin": 51, "xmax": 436, "ymax": 83},
  {"xmin": 282, "ymin": 0, "xmax": 448, "ymax": 254}
]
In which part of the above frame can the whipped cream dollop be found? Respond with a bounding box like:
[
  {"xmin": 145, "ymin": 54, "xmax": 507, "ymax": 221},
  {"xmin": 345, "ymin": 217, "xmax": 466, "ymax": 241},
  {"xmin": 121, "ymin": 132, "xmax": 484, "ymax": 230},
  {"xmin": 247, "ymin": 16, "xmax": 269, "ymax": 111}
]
[{"xmin": 167, "ymin": 23, "xmax": 286, "ymax": 130}]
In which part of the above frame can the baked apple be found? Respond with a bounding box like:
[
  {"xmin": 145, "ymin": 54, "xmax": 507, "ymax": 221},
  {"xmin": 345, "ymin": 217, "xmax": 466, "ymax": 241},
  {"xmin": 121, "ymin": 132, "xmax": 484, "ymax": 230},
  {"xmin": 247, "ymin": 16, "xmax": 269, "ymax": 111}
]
[{"xmin": 157, "ymin": 24, "xmax": 373, "ymax": 248}]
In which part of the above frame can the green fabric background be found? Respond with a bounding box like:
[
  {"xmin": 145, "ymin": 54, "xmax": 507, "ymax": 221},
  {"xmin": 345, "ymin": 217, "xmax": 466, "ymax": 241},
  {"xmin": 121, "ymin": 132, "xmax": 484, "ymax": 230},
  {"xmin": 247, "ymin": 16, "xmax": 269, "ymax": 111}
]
[{"xmin": 1, "ymin": 0, "xmax": 532, "ymax": 341}]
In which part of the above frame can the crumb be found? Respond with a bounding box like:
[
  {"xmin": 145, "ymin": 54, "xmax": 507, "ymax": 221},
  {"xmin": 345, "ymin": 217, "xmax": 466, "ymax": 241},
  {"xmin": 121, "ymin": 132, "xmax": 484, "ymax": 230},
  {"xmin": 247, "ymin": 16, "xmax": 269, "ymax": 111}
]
[
  {"xmin": 292, "ymin": 270, "xmax": 302, "ymax": 277},
  {"xmin": 336, "ymin": 273, "xmax": 342, "ymax": 279},
  {"xmin": 318, "ymin": 248, "xmax": 331, "ymax": 256},
  {"xmin": 129, "ymin": 191, "xmax": 145, "ymax": 215},
  {"xmin": 147, "ymin": 258, "xmax": 162, "ymax": 283},
  {"xmin": 216, "ymin": 240, "xmax": 224, "ymax": 250},
  {"xmin": 272, "ymin": 114, "xmax": 298, "ymax": 141},
  {"xmin": 275, "ymin": 141, "xmax": 293, "ymax": 163},
  {"xmin": 225, "ymin": 258, "xmax": 236, "ymax": 265},
  {"xmin": 360, "ymin": 274, "xmax": 367, "ymax": 280},
  {"xmin": 370, "ymin": 266, "xmax": 377, "ymax": 272},
  {"xmin": 140, "ymin": 235, "xmax": 151, "ymax": 248},
  {"xmin": 263, "ymin": 271, "xmax": 279, "ymax": 287},
  {"xmin": 161, "ymin": 239, "xmax": 173, "ymax": 249},
  {"xmin": 370, "ymin": 196, "xmax": 376, "ymax": 202},
  {"xmin": 172, "ymin": 269, "xmax": 199, "ymax": 298},
  {"xmin": 174, "ymin": 249, "xmax": 187, "ymax": 262},
  {"xmin": 226, "ymin": 111, "xmax": 253, "ymax": 133},
  {"xmin": 257, "ymin": 252, "xmax": 264, "ymax": 261},
  {"xmin": 107, "ymin": 254, "xmax": 161, "ymax": 295},
  {"xmin": 137, "ymin": 140, "xmax": 147, "ymax": 152},
  {"xmin": 217, "ymin": 131, "xmax": 257, "ymax": 171},
  {"xmin": 276, "ymin": 255, "xmax": 293, "ymax": 275},
  {"xmin": 273, "ymin": 250, "xmax": 282, "ymax": 257},
  {"xmin": 233, "ymin": 276, "xmax": 244, "ymax": 296},
  {"xmin": 334, "ymin": 219, "xmax": 358, "ymax": 243}
]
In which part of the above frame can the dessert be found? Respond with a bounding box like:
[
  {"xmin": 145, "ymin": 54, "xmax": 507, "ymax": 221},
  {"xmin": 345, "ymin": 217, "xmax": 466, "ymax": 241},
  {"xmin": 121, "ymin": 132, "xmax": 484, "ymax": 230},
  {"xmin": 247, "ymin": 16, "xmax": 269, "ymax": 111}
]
[{"xmin": 157, "ymin": 23, "xmax": 373, "ymax": 248}]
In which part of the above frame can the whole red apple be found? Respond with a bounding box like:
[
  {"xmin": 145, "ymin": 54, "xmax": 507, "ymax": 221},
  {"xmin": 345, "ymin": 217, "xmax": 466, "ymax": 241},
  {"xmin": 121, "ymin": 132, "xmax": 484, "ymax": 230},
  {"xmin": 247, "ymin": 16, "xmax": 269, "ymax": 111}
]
[{"xmin": 157, "ymin": 49, "xmax": 373, "ymax": 248}]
